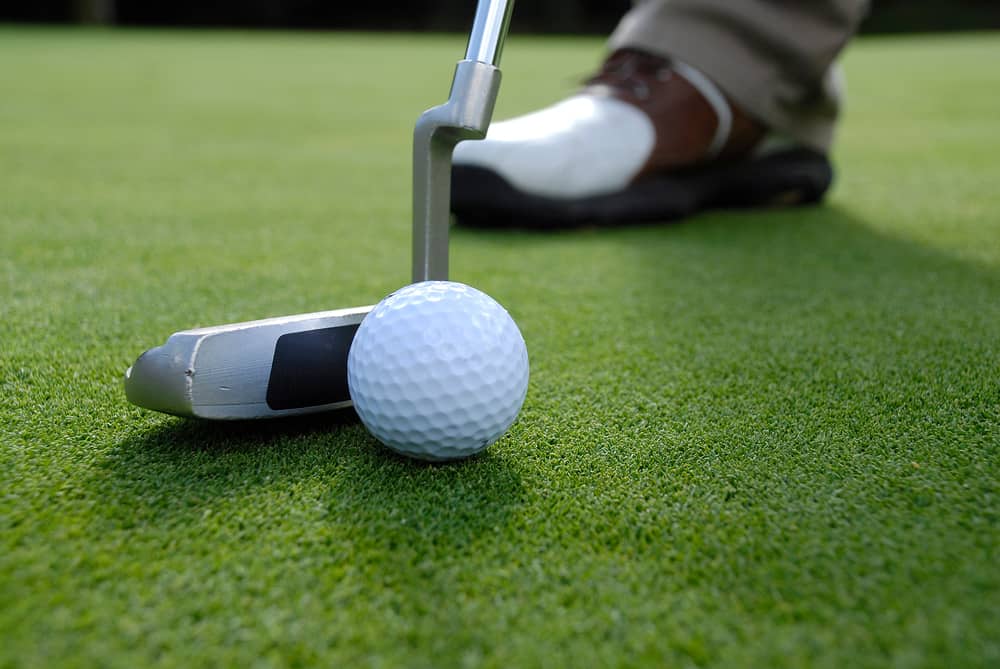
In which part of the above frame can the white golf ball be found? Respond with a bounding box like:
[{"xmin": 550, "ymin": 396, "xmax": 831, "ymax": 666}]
[{"xmin": 347, "ymin": 281, "xmax": 529, "ymax": 462}]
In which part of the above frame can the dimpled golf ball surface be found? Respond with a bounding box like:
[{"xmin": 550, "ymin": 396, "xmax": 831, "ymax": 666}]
[{"xmin": 347, "ymin": 281, "xmax": 529, "ymax": 462}]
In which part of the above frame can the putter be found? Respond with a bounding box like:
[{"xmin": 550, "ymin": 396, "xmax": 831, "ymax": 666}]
[{"xmin": 124, "ymin": 0, "xmax": 514, "ymax": 420}]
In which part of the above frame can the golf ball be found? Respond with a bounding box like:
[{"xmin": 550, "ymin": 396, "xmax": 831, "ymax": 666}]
[{"xmin": 347, "ymin": 281, "xmax": 529, "ymax": 462}]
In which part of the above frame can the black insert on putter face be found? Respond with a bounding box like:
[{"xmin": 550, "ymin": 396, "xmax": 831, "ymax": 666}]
[{"xmin": 266, "ymin": 324, "xmax": 360, "ymax": 410}]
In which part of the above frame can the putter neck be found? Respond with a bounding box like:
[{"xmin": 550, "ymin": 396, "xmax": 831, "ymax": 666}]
[
  {"xmin": 412, "ymin": 61, "xmax": 502, "ymax": 283},
  {"xmin": 411, "ymin": 0, "xmax": 514, "ymax": 284}
]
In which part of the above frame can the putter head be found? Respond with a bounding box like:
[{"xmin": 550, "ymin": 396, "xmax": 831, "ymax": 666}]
[
  {"xmin": 124, "ymin": 0, "xmax": 515, "ymax": 421},
  {"xmin": 124, "ymin": 306, "xmax": 371, "ymax": 419}
]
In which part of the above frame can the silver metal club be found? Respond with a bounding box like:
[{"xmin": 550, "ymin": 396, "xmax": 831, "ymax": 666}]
[
  {"xmin": 413, "ymin": 0, "xmax": 514, "ymax": 281},
  {"xmin": 124, "ymin": 0, "xmax": 515, "ymax": 420}
]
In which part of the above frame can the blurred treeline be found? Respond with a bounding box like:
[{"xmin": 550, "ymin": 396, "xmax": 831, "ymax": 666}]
[{"xmin": 5, "ymin": 0, "xmax": 1000, "ymax": 34}]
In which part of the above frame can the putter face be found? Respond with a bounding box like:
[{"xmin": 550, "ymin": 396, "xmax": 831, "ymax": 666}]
[{"xmin": 124, "ymin": 306, "xmax": 371, "ymax": 419}]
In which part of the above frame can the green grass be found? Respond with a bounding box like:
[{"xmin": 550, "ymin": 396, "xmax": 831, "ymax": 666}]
[{"xmin": 1, "ymin": 27, "xmax": 998, "ymax": 668}]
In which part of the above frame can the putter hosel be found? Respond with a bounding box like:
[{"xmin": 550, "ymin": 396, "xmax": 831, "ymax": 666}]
[
  {"xmin": 413, "ymin": 0, "xmax": 514, "ymax": 282},
  {"xmin": 412, "ymin": 60, "xmax": 502, "ymax": 283}
]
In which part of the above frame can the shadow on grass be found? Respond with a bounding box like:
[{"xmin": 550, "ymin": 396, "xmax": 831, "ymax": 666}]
[
  {"xmin": 94, "ymin": 408, "xmax": 527, "ymax": 552},
  {"xmin": 455, "ymin": 201, "xmax": 1000, "ymax": 343},
  {"xmin": 454, "ymin": 201, "xmax": 1000, "ymax": 465}
]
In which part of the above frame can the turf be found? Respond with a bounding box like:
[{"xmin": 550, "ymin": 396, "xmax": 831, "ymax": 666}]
[{"xmin": 1, "ymin": 27, "xmax": 998, "ymax": 668}]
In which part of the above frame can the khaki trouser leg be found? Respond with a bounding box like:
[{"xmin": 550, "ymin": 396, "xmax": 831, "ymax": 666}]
[{"xmin": 609, "ymin": 0, "xmax": 870, "ymax": 152}]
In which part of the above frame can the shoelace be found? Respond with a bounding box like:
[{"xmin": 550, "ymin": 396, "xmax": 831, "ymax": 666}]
[
  {"xmin": 585, "ymin": 49, "xmax": 733, "ymax": 158},
  {"xmin": 584, "ymin": 49, "xmax": 675, "ymax": 101}
]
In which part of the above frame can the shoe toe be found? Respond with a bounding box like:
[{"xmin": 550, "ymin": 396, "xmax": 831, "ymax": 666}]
[{"xmin": 453, "ymin": 94, "xmax": 655, "ymax": 199}]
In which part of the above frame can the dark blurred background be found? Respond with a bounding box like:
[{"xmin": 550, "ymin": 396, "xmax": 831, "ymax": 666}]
[{"xmin": 4, "ymin": 0, "xmax": 999, "ymax": 34}]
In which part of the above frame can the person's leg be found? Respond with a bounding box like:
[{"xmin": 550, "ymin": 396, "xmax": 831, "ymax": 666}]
[
  {"xmin": 610, "ymin": 0, "xmax": 870, "ymax": 153},
  {"xmin": 452, "ymin": 0, "xmax": 869, "ymax": 228}
]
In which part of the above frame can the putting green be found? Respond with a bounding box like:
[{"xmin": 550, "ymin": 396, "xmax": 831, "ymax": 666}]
[{"xmin": 1, "ymin": 28, "xmax": 998, "ymax": 668}]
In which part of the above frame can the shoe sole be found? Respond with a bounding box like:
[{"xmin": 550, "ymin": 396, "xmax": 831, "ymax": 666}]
[{"xmin": 452, "ymin": 148, "xmax": 833, "ymax": 229}]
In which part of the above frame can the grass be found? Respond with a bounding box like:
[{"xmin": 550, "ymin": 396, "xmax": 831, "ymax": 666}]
[{"xmin": 1, "ymin": 26, "xmax": 998, "ymax": 668}]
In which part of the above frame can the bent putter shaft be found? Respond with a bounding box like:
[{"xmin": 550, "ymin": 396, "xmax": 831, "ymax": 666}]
[
  {"xmin": 413, "ymin": 0, "xmax": 512, "ymax": 281},
  {"xmin": 124, "ymin": 0, "xmax": 514, "ymax": 420}
]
